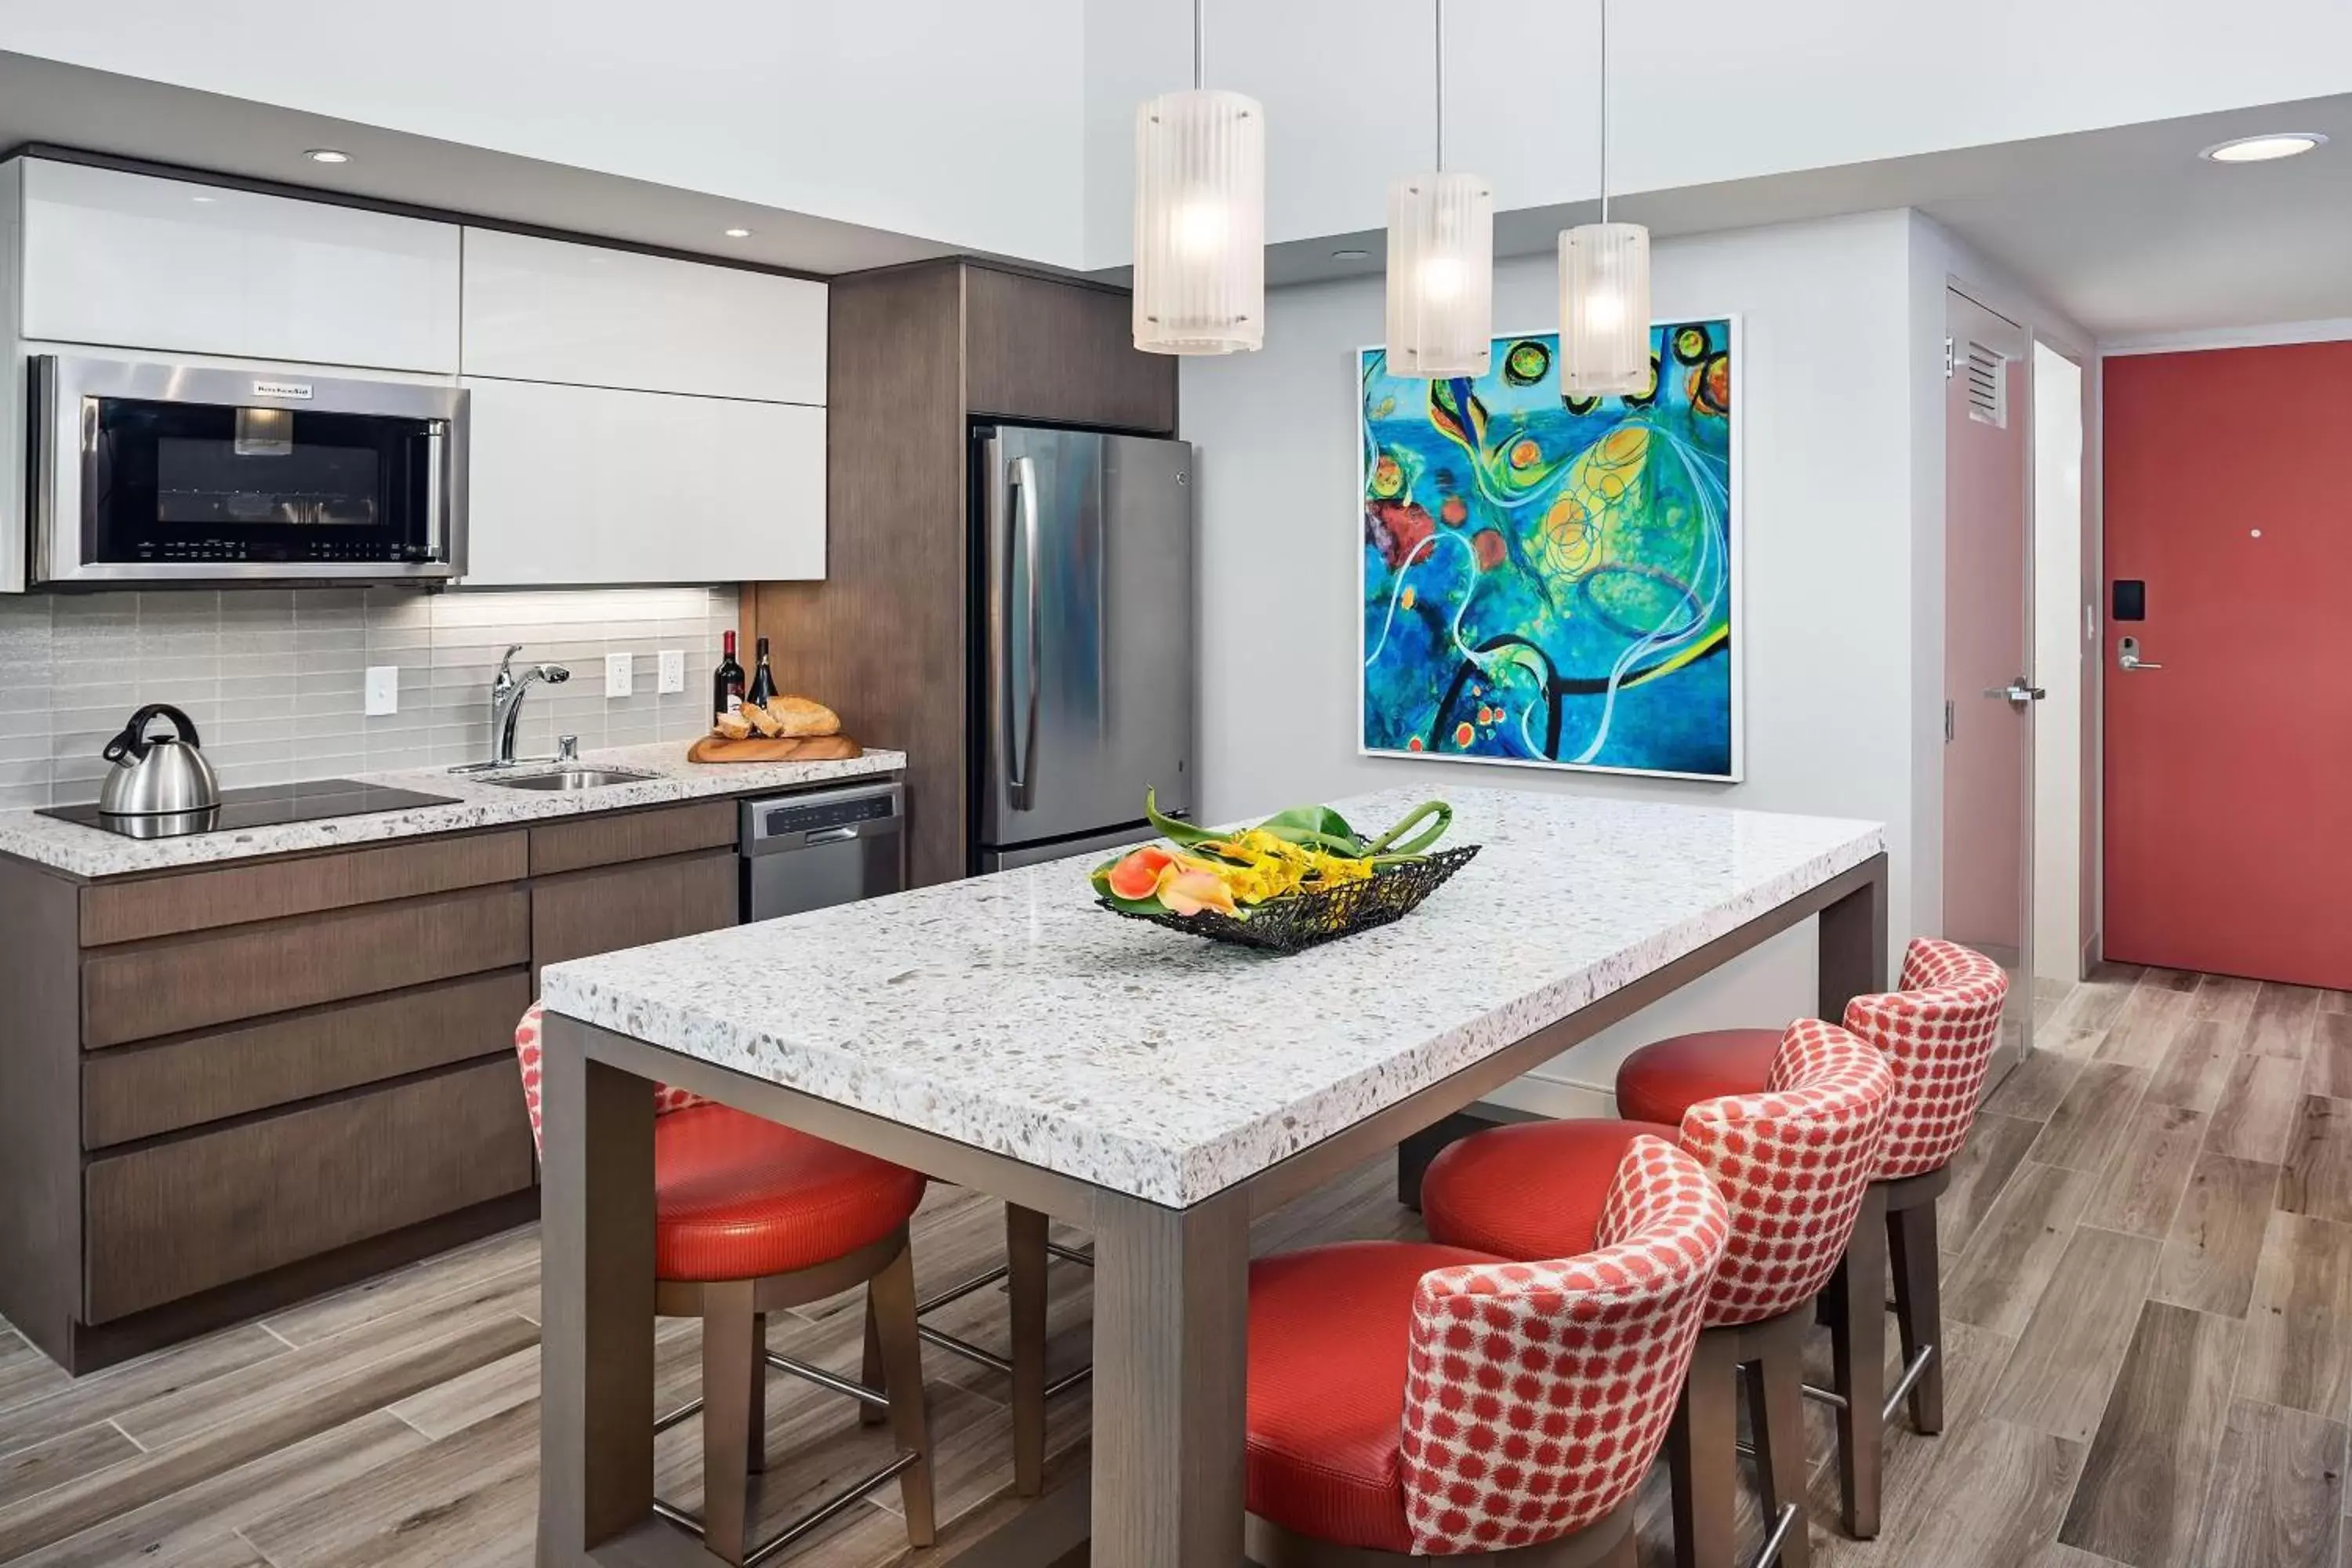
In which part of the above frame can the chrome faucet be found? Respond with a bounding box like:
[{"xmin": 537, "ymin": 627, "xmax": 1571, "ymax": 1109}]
[{"xmin": 488, "ymin": 644, "xmax": 570, "ymax": 766}]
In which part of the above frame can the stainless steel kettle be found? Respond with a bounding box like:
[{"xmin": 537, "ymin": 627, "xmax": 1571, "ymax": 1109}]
[{"xmin": 99, "ymin": 703, "xmax": 223, "ymax": 815}]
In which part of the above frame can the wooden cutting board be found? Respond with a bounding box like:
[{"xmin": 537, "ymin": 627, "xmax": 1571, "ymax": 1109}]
[{"xmin": 685, "ymin": 734, "xmax": 863, "ymax": 764}]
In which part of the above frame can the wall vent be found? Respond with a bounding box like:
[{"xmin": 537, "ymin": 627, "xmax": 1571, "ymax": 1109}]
[{"xmin": 1964, "ymin": 341, "xmax": 2007, "ymax": 426}]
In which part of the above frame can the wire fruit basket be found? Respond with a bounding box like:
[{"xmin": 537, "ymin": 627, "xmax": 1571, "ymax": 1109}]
[{"xmin": 1099, "ymin": 844, "xmax": 1479, "ymax": 955}]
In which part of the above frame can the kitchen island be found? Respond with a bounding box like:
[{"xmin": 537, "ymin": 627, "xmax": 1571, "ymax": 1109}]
[{"xmin": 535, "ymin": 786, "xmax": 1887, "ymax": 1567}]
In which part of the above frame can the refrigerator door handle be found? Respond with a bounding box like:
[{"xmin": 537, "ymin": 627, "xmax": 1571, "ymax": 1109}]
[{"xmin": 1007, "ymin": 455, "xmax": 1042, "ymax": 810}]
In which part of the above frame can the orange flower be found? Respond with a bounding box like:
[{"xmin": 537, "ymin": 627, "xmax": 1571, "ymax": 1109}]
[{"xmin": 1156, "ymin": 866, "xmax": 1240, "ymax": 917}]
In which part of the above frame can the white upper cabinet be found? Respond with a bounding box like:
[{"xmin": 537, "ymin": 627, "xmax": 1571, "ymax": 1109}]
[
  {"xmin": 460, "ymin": 378, "xmax": 824, "ymax": 587},
  {"xmin": 18, "ymin": 161, "xmax": 460, "ymax": 372},
  {"xmin": 459, "ymin": 229, "xmax": 826, "ymax": 405}
]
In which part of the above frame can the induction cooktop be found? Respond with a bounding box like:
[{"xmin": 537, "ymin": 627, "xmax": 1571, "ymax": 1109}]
[{"xmin": 41, "ymin": 779, "xmax": 462, "ymax": 840}]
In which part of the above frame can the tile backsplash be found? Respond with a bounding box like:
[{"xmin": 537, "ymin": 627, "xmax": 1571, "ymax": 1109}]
[{"xmin": 0, "ymin": 586, "xmax": 739, "ymax": 811}]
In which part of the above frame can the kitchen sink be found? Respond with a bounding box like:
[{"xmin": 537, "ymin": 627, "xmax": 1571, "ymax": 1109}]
[{"xmin": 480, "ymin": 767, "xmax": 661, "ymax": 791}]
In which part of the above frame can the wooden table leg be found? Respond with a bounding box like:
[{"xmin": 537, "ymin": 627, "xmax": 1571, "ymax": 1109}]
[
  {"xmin": 1007, "ymin": 1204, "xmax": 1051, "ymax": 1497},
  {"xmin": 1089, "ymin": 1186, "xmax": 1250, "ymax": 1568},
  {"xmin": 538, "ymin": 1019, "xmax": 657, "ymax": 1567},
  {"xmin": 1818, "ymin": 855, "xmax": 1889, "ymax": 1017}
]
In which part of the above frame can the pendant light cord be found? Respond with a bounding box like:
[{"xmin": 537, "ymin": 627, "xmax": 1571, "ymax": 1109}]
[
  {"xmin": 1598, "ymin": 0, "xmax": 1610, "ymax": 224},
  {"xmin": 1194, "ymin": 0, "xmax": 1206, "ymax": 89},
  {"xmin": 1434, "ymin": 0, "xmax": 1446, "ymax": 172}
]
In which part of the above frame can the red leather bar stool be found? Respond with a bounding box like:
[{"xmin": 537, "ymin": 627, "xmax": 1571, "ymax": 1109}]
[
  {"xmin": 514, "ymin": 1005, "xmax": 936, "ymax": 1565},
  {"xmin": 1421, "ymin": 1021, "xmax": 1896, "ymax": 1568},
  {"xmin": 1246, "ymin": 1135, "xmax": 1731, "ymax": 1566},
  {"xmin": 1611, "ymin": 939, "xmax": 2009, "ymax": 1540}
]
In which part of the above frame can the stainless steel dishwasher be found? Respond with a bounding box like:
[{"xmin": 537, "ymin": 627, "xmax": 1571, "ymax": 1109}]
[{"xmin": 739, "ymin": 780, "xmax": 906, "ymax": 922}]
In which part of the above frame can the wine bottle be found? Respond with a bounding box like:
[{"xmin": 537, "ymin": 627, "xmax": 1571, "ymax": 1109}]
[
  {"xmin": 746, "ymin": 635, "xmax": 777, "ymax": 707},
  {"xmin": 713, "ymin": 631, "xmax": 746, "ymax": 721}
]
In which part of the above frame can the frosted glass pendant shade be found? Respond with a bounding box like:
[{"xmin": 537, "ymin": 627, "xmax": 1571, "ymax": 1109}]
[
  {"xmin": 1385, "ymin": 171, "xmax": 1494, "ymax": 377},
  {"xmin": 1133, "ymin": 88, "xmax": 1265, "ymax": 354},
  {"xmin": 1559, "ymin": 221, "xmax": 1652, "ymax": 396}
]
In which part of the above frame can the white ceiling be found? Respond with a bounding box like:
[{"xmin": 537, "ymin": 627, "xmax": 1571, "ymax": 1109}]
[
  {"xmin": 7, "ymin": 45, "xmax": 2350, "ymax": 343},
  {"xmin": 0, "ymin": 50, "xmax": 955, "ymax": 278},
  {"xmin": 1248, "ymin": 93, "xmax": 2352, "ymax": 343}
]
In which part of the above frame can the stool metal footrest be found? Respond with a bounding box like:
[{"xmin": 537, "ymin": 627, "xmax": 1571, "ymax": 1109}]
[
  {"xmin": 915, "ymin": 1237, "xmax": 1095, "ymax": 1403},
  {"xmin": 652, "ymin": 1338, "xmax": 914, "ymax": 1564},
  {"xmin": 1797, "ymin": 1340, "xmax": 1936, "ymax": 1425},
  {"xmin": 653, "ymin": 1450, "xmax": 922, "ymax": 1566},
  {"xmin": 1752, "ymin": 1501, "xmax": 1800, "ymax": 1568}
]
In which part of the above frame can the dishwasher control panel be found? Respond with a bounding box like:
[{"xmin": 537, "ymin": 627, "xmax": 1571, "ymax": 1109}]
[{"xmin": 752, "ymin": 790, "xmax": 897, "ymax": 843}]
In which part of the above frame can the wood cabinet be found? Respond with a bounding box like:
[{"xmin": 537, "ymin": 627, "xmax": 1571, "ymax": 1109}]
[
  {"xmin": 747, "ymin": 260, "xmax": 1176, "ymax": 885},
  {"xmin": 84, "ymin": 1058, "xmax": 536, "ymax": 1323},
  {"xmin": 460, "ymin": 228, "xmax": 826, "ymax": 405},
  {"xmin": 463, "ymin": 377, "xmax": 826, "ymax": 586},
  {"xmin": 18, "ymin": 159, "xmax": 461, "ymax": 372},
  {"xmin": 0, "ymin": 783, "xmax": 907, "ymax": 1373}
]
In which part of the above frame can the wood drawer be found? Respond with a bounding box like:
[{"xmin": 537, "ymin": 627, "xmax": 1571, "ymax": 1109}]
[
  {"xmin": 533, "ymin": 848, "xmax": 739, "ymax": 972},
  {"xmin": 80, "ymin": 830, "xmax": 528, "ymax": 946},
  {"xmin": 528, "ymin": 801, "xmax": 735, "ymax": 877},
  {"xmin": 82, "ymin": 969, "xmax": 533, "ymax": 1149},
  {"xmin": 84, "ymin": 1056, "xmax": 535, "ymax": 1323},
  {"xmin": 83, "ymin": 885, "xmax": 530, "ymax": 1048}
]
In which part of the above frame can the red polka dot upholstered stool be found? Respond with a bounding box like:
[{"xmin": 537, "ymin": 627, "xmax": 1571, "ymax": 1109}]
[
  {"xmin": 1246, "ymin": 1135, "xmax": 1730, "ymax": 1566},
  {"xmin": 514, "ymin": 1004, "xmax": 934, "ymax": 1565},
  {"xmin": 1423, "ymin": 1020, "xmax": 1896, "ymax": 1568},
  {"xmin": 1610, "ymin": 938, "xmax": 2009, "ymax": 1543}
]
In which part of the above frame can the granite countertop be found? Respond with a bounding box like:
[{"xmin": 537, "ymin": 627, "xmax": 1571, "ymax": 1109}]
[
  {"xmin": 542, "ymin": 786, "xmax": 1886, "ymax": 1207},
  {"xmin": 0, "ymin": 741, "xmax": 907, "ymax": 880}
]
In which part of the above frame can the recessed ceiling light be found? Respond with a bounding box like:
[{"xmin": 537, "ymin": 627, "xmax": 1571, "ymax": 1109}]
[
  {"xmin": 191, "ymin": 194, "xmax": 217, "ymax": 204},
  {"xmin": 303, "ymin": 148, "xmax": 351, "ymax": 165},
  {"xmin": 723, "ymin": 227, "xmax": 753, "ymax": 238},
  {"xmin": 1330, "ymin": 248, "xmax": 1370, "ymax": 261},
  {"xmin": 2201, "ymin": 132, "xmax": 2327, "ymax": 164}
]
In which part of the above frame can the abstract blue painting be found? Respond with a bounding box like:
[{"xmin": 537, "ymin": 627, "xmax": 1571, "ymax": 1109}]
[{"xmin": 1359, "ymin": 321, "xmax": 1740, "ymax": 780}]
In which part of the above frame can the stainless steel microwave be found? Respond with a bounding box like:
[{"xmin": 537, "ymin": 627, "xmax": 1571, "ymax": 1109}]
[{"xmin": 29, "ymin": 354, "xmax": 467, "ymax": 586}]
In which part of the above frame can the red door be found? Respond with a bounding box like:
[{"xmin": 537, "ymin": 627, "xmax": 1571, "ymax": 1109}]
[{"xmin": 2103, "ymin": 343, "xmax": 2352, "ymax": 987}]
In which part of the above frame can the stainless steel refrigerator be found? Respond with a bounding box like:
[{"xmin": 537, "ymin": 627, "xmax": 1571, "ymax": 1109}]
[{"xmin": 971, "ymin": 423, "xmax": 1195, "ymax": 873}]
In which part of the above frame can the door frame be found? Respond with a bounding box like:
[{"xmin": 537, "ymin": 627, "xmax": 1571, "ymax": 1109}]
[
  {"xmin": 1941, "ymin": 283, "xmax": 2035, "ymax": 1065},
  {"xmin": 2028, "ymin": 336, "xmax": 2092, "ymax": 985}
]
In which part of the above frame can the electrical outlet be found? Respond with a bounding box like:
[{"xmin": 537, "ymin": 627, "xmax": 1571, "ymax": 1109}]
[
  {"xmin": 364, "ymin": 665, "xmax": 399, "ymax": 717},
  {"xmin": 604, "ymin": 652, "xmax": 634, "ymax": 698},
  {"xmin": 657, "ymin": 649, "xmax": 685, "ymax": 694}
]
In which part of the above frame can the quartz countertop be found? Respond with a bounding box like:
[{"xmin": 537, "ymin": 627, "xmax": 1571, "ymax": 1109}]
[
  {"xmin": 0, "ymin": 742, "xmax": 906, "ymax": 880},
  {"xmin": 541, "ymin": 786, "xmax": 1886, "ymax": 1208}
]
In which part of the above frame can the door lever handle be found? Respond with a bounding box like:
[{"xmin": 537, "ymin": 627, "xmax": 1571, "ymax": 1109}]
[
  {"xmin": 2118, "ymin": 637, "xmax": 2163, "ymax": 671},
  {"xmin": 1983, "ymin": 681, "xmax": 2047, "ymax": 704}
]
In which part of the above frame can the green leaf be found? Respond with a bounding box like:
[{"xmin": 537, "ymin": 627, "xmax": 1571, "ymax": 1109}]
[
  {"xmin": 1144, "ymin": 786, "xmax": 1222, "ymax": 847},
  {"xmin": 1257, "ymin": 803, "xmax": 1363, "ymax": 844}
]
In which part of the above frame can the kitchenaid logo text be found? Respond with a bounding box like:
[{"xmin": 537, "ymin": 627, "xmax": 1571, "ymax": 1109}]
[{"xmin": 250, "ymin": 379, "xmax": 314, "ymax": 400}]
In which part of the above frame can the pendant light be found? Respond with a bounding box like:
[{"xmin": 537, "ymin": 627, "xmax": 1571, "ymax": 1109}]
[
  {"xmin": 1559, "ymin": 0, "xmax": 1650, "ymax": 396},
  {"xmin": 1385, "ymin": 0, "xmax": 1494, "ymax": 377},
  {"xmin": 1133, "ymin": 0, "xmax": 1265, "ymax": 354}
]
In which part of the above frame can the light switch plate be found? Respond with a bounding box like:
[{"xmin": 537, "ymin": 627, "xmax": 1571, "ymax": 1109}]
[
  {"xmin": 364, "ymin": 665, "xmax": 398, "ymax": 717},
  {"xmin": 657, "ymin": 649, "xmax": 685, "ymax": 694},
  {"xmin": 605, "ymin": 652, "xmax": 634, "ymax": 698}
]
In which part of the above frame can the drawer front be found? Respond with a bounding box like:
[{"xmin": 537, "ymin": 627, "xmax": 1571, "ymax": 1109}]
[
  {"xmin": 528, "ymin": 801, "xmax": 736, "ymax": 877},
  {"xmin": 533, "ymin": 848, "xmax": 739, "ymax": 971},
  {"xmin": 83, "ymin": 969, "xmax": 533, "ymax": 1149},
  {"xmin": 84, "ymin": 1057, "xmax": 534, "ymax": 1323},
  {"xmin": 81, "ymin": 830, "xmax": 528, "ymax": 946},
  {"xmin": 83, "ymin": 885, "xmax": 531, "ymax": 1048}
]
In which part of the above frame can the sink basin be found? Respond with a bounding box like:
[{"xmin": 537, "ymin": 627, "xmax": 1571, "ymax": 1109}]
[{"xmin": 480, "ymin": 767, "xmax": 660, "ymax": 792}]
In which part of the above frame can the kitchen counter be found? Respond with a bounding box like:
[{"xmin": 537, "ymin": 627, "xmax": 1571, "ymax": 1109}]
[
  {"xmin": 541, "ymin": 786, "xmax": 1886, "ymax": 1208},
  {"xmin": 0, "ymin": 741, "xmax": 906, "ymax": 880}
]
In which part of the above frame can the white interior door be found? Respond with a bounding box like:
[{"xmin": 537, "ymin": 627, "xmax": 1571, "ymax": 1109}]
[{"xmin": 1943, "ymin": 288, "xmax": 2034, "ymax": 1062}]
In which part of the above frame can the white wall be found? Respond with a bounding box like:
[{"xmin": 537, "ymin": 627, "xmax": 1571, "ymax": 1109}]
[
  {"xmin": 1180, "ymin": 210, "xmax": 1921, "ymax": 1109},
  {"xmin": 1084, "ymin": 0, "xmax": 2352, "ymax": 268},
  {"xmin": 2032, "ymin": 345, "xmax": 2087, "ymax": 983},
  {"xmin": 0, "ymin": 0, "xmax": 1090, "ymax": 266}
]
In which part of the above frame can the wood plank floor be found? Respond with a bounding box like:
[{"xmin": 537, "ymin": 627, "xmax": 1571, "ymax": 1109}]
[{"xmin": 2, "ymin": 964, "xmax": 2347, "ymax": 1567}]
